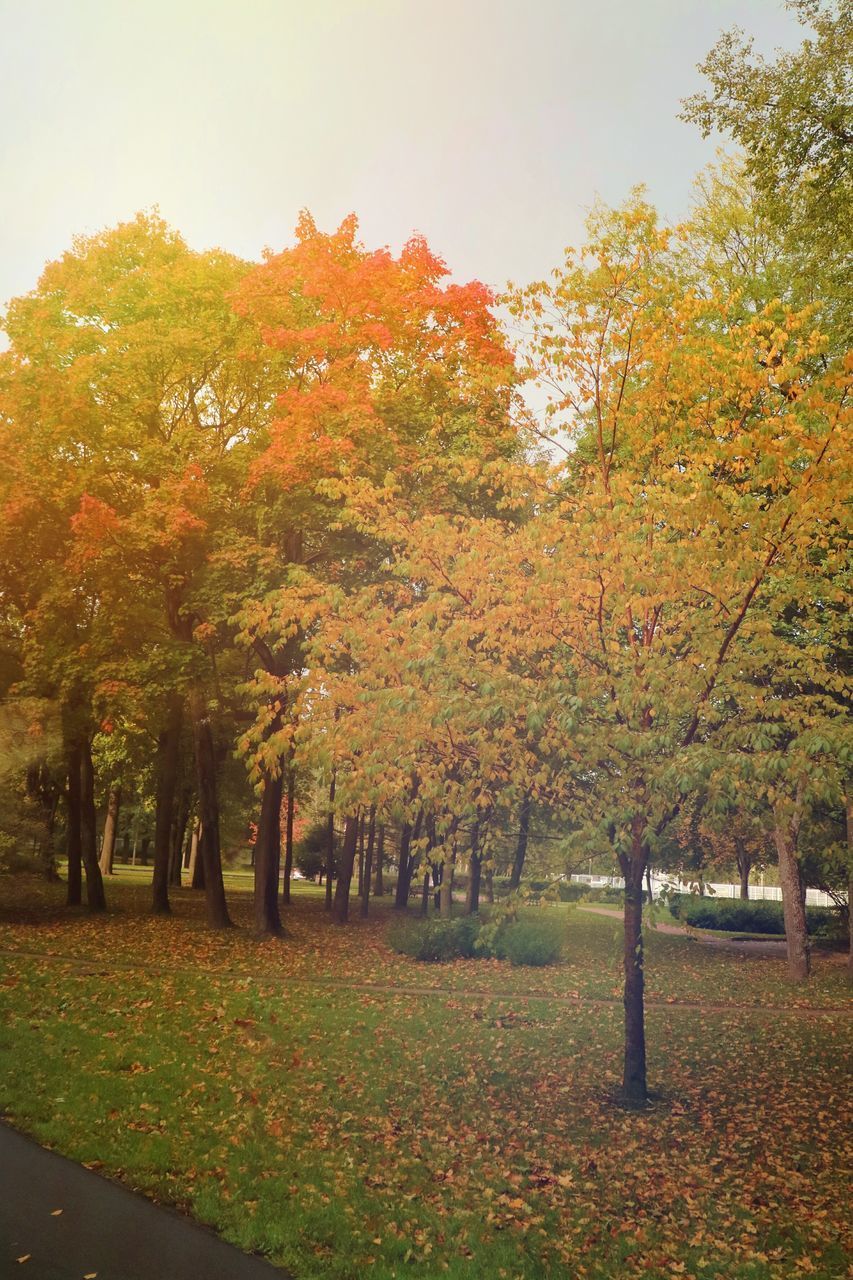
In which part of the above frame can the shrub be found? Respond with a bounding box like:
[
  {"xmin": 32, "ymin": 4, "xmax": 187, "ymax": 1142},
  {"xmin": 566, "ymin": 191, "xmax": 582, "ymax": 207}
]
[
  {"xmin": 667, "ymin": 893, "xmax": 838, "ymax": 935},
  {"xmin": 387, "ymin": 916, "xmax": 481, "ymax": 962},
  {"xmin": 501, "ymin": 917, "xmax": 564, "ymax": 967}
]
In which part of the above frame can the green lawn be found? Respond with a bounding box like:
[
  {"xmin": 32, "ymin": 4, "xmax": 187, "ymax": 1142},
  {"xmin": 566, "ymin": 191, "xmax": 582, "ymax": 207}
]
[{"xmin": 0, "ymin": 874, "xmax": 850, "ymax": 1279}]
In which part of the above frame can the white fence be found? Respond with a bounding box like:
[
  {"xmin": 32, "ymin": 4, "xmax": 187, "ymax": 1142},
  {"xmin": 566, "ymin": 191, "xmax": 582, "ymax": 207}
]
[{"xmin": 570, "ymin": 873, "xmax": 844, "ymax": 910}]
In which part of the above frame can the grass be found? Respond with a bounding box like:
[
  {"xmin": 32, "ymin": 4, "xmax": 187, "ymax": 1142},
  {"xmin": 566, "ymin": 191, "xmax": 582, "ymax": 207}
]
[{"xmin": 0, "ymin": 873, "xmax": 851, "ymax": 1279}]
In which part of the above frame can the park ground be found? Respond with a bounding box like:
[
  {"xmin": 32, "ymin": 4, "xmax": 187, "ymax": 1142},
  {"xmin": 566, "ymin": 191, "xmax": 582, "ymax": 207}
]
[{"xmin": 0, "ymin": 874, "xmax": 850, "ymax": 1280}]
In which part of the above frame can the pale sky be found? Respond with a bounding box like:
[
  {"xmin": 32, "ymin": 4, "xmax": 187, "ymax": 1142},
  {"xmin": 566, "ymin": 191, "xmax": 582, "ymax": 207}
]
[{"xmin": 1, "ymin": 0, "xmax": 801, "ymax": 308}]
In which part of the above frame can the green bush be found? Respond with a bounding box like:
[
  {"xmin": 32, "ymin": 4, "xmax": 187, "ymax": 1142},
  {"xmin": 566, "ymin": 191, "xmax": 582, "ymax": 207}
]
[
  {"xmin": 501, "ymin": 918, "xmax": 564, "ymax": 967},
  {"xmin": 387, "ymin": 912, "xmax": 566, "ymax": 966},
  {"xmin": 387, "ymin": 916, "xmax": 481, "ymax": 962},
  {"xmin": 667, "ymin": 893, "xmax": 838, "ymax": 935}
]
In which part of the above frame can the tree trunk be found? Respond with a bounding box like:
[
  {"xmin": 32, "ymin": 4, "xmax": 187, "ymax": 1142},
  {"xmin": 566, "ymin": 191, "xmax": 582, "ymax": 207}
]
[
  {"xmin": 484, "ymin": 868, "xmax": 494, "ymax": 904},
  {"xmin": 373, "ymin": 824, "xmax": 385, "ymax": 895},
  {"xmin": 188, "ymin": 820, "xmax": 201, "ymax": 885},
  {"xmin": 465, "ymin": 823, "xmax": 481, "ymax": 915},
  {"xmin": 333, "ymin": 814, "xmax": 360, "ymax": 924},
  {"xmin": 99, "ymin": 786, "xmax": 121, "ymax": 877},
  {"xmin": 360, "ymin": 805, "xmax": 376, "ymax": 918},
  {"xmin": 356, "ymin": 812, "xmax": 364, "ymax": 896},
  {"xmin": 152, "ymin": 693, "xmax": 183, "ymax": 915},
  {"xmin": 254, "ymin": 765, "xmax": 284, "ymax": 936},
  {"xmin": 80, "ymin": 738, "xmax": 107, "ymax": 912},
  {"xmin": 64, "ymin": 735, "xmax": 83, "ymax": 907},
  {"xmin": 282, "ymin": 764, "xmax": 295, "ymax": 906},
  {"xmin": 619, "ymin": 846, "xmax": 647, "ymax": 1105},
  {"xmin": 325, "ymin": 773, "xmax": 336, "ymax": 912},
  {"xmin": 394, "ymin": 822, "xmax": 413, "ymax": 910},
  {"xmin": 170, "ymin": 786, "xmax": 191, "ymax": 886},
  {"xmin": 420, "ymin": 868, "xmax": 431, "ymax": 916},
  {"xmin": 774, "ymin": 814, "xmax": 810, "ymax": 982},
  {"xmin": 840, "ymin": 788, "xmax": 845, "ymax": 977},
  {"xmin": 189, "ymin": 689, "xmax": 231, "ymax": 929},
  {"xmin": 735, "ymin": 837, "xmax": 752, "ymax": 900},
  {"xmin": 509, "ymin": 792, "xmax": 531, "ymax": 891}
]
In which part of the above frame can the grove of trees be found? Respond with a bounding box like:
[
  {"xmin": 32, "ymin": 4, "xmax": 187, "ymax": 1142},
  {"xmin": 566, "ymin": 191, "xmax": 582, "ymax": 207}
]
[{"xmin": 1, "ymin": 0, "xmax": 850, "ymax": 1106}]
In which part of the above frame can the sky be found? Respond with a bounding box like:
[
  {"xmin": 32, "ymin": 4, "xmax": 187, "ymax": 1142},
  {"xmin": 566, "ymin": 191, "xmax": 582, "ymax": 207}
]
[{"xmin": 0, "ymin": 0, "xmax": 802, "ymax": 309}]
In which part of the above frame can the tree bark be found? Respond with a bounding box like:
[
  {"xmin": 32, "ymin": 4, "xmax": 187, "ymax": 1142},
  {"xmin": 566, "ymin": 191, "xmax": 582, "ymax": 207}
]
[
  {"xmin": 439, "ymin": 847, "xmax": 455, "ymax": 919},
  {"xmin": 189, "ymin": 689, "xmax": 231, "ymax": 928},
  {"xmin": 360, "ymin": 805, "xmax": 376, "ymax": 918},
  {"xmin": 509, "ymin": 792, "xmax": 531, "ymax": 891},
  {"xmin": 373, "ymin": 824, "xmax": 385, "ymax": 896},
  {"xmin": 152, "ymin": 693, "xmax": 183, "ymax": 915},
  {"xmin": 420, "ymin": 867, "xmax": 431, "ymax": 916},
  {"xmin": 619, "ymin": 844, "xmax": 647, "ymax": 1105},
  {"xmin": 774, "ymin": 813, "xmax": 810, "ymax": 982},
  {"xmin": 80, "ymin": 737, "xmax": 107, "ymax": 912},
  {"xmin": 333, "ymin": 814, "xmax": 360, "ymax": 924},
  {"xmin": 465, "ymin": 823, "xmax": 481, "ymax": 915},
  {"xmin": 846, "ymin": 795, "xmax": 852, "ymax": 980},
  {"xmin": 394, "ymin": 822, "xmax": 413, "ymax": 910},
  {"xmin": 188, "ymin": 820, "xmax": 201, "ymax": 886},
  {"xmin": 64, "ymin": 734, "xmax": 83, "ymax": 907},
  {"xmin": 325, "ymin": 772, "xmax": 336, "ymax": 912},
  {"xmin": 735, "ymin": 837, "xmax": 752, "ymax": 900},
  {"xmin": 99, "ymin": 786, "xmax": 121, "ymax": 877},
  {"xmin": 357, "ymin": 812, "xmax": 365, "ymax": 897},
  {"xmin": 282, "ymin": 764, "xmax": 295, "ymax": 906},
  {"xmin": 170, "ymin": 786, "xmax": 191, "ymax": 886},
  {"xmin": 254, "ymin": 765, "xmax": 284, "ymax": 936}
]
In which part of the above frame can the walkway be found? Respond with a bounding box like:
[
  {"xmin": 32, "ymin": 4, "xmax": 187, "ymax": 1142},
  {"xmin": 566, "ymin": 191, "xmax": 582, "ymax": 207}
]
[{"xmin": 0, "ymin": 1122, "xmax": 286, "ymax": 1279}]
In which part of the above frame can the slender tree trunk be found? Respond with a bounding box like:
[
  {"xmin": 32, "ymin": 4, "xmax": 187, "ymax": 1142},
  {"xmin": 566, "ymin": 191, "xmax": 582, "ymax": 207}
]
[
  {"xmin": 325, "ymin": 773, "xmax": 336, "ymax": 912},
  {"xmin": 170, "ymin": 786, "xmax": 191, "ymax": 886},
  {"xmin": 99, "ymin": 785, "xmax": 121, "ymax": 877},
  {"xmin": 80, "ymin": 738, "xmax": 107, "ymax": 912},
  {"xmin": 189, "ymin": 688, "xmax": 231, "ymax": 929},
  {"xmin": 152, "ymin": 693, "xmax": 182, "ymax": 915},
  {"xmin": 484, "ymin": 868, "xmax": 494, "ymax": 904},
  {"xmin": 840, "ymin": 788, "xmax": 845, "ymax": 977},
  {"xmin": 361, "ymin": 805, "xmax": 376, "ymax": 918},
  {"xmin": 465, "ymin": 823, "xmax": 481, "ymax": 915},
  {"xmin": 509, "ymin": 792, "xmax": 531, "ymax": 890},
  {"xmin": 394, "ymin": 822, "xmax": 413, "ymax": 910},
  {"xmin": 65, "ymin": 735, "xmax": 83, "ymax": 907},
  {"xmin": 420, "ymin": 867, "xmax": 431, "ymax": 916},
  {"xmin": 439, "ymin": 846, "xmax": 455, "ymax": 919},
  {"xmin": 254, "ymin": 765, "xmax": 284, "ymax": 936},
  {"xmin": 188, "ymin": 820, "xmax": 201, "ymax": 885},
  {"xmin": 619, "ymin": 842, "xmax": 647, "ymax": 1105},
  {"xmin": 357, "ymin": 813, "xmax": 365, "ymax": 896},
  {"xmin": 774, "ymin": 813, "xmax": 810, "ymax": 982},
  {"xmin": 735, "ymin": 837, "xmax": 752, "ymax": 900},
  {"xmin": 394, "ymin": 810, "xmax": 423, "ymax": 910},
  {"xmin": 282, "ymin": 764, "xmax": 295, "ymax": 906},
  {"xmin": 333, "ymin": 814, "xmax": 360, "ymax": 924},
  {"xmin": 373, "ymin": 824, "xmax": 385, "ymax": 895}
]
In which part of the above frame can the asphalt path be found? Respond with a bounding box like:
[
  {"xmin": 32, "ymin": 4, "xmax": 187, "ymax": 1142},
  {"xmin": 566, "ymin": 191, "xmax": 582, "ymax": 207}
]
[{"xmin": 0, "ymin": 1122, "xmax": 287, "ymax": 1280}]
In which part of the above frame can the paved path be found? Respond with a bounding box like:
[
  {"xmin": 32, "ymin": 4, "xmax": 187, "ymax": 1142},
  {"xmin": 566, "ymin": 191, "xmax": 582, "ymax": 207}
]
[{"xmin": 0, "ymin": 1122, "xmax": 287, "ymax": 1280}]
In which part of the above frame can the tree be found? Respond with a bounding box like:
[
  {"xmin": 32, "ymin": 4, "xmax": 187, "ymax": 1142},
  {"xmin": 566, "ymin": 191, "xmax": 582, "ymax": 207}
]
[{"xmin": 682, "ymin": 0, "xmax": 852, "ymax": 347}]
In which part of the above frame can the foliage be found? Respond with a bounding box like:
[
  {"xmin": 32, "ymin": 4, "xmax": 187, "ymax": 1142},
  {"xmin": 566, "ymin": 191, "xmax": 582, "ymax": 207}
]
[
  {"xmin": 387, "ymin": 915, "xmax": 481, "ymax": 961},
  {"xmin": 681, "ymin": 0, "xmax": 852, "ymax": 260},
  {"xmin": 667, "ymin": 892, "xmax": 839, "ymax": 936},
  {"xmin": 499, "ymin": 916, "xmax": 565, "ymax": 967}
]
